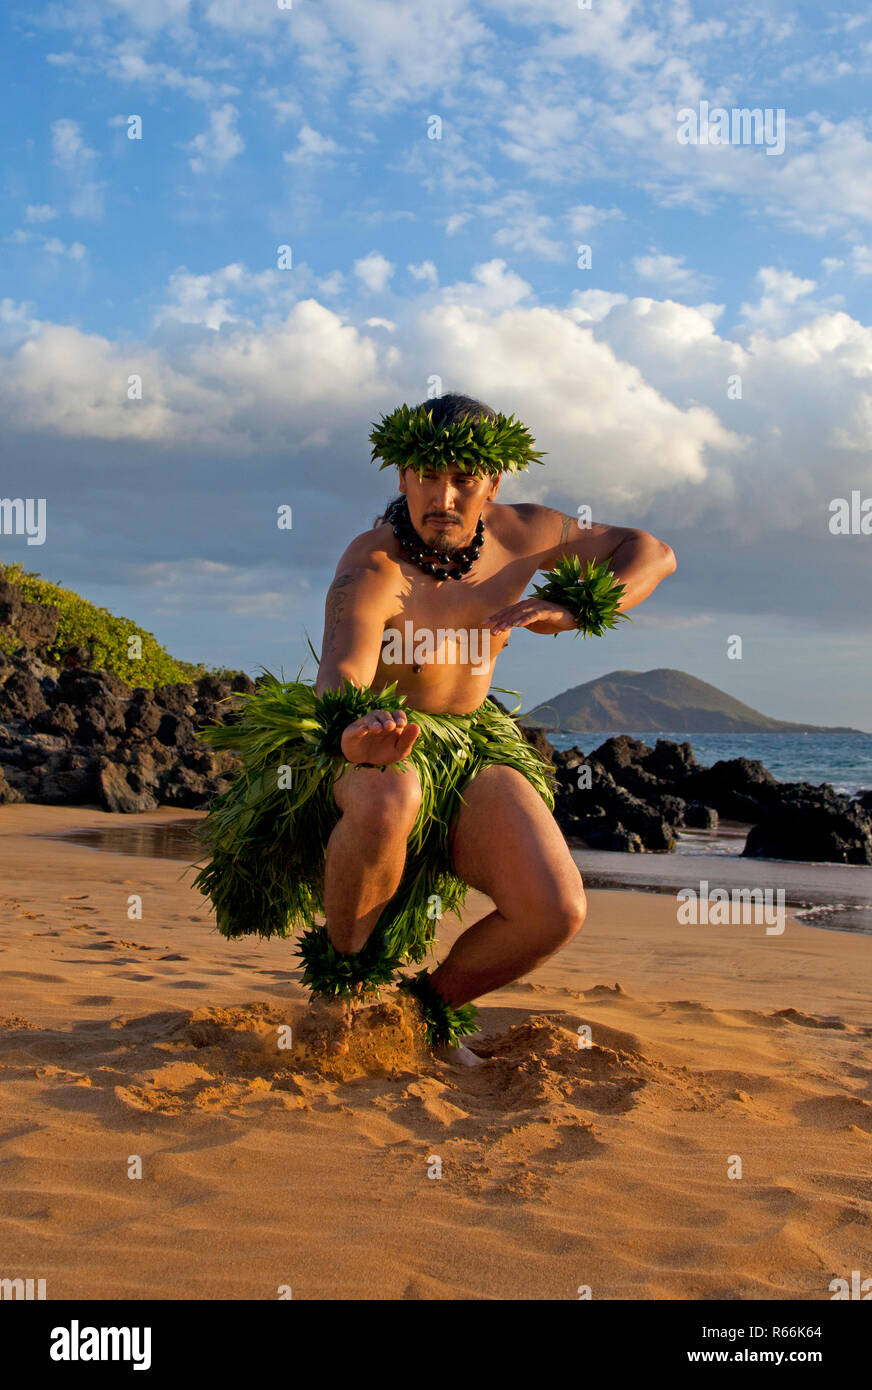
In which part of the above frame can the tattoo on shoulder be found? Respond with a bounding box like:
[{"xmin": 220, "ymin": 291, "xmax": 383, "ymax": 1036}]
[
  {"xmin": 558, "ymin": 514, "xmax": 576, "ymax": 544},
  {"xmin": 323, "ymin": 571, "xmax": 355, "ymax": 656}
]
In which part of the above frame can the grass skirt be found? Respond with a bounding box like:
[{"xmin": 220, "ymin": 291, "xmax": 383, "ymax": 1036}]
[{"xmin": 192, "ymin": 674, "xmax": 556, "ymax": 995}]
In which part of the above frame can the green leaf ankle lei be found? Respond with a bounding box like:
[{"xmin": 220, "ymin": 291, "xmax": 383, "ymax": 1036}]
[
  {"xmin": 532, "ymin": 553, "xmax": 633, "ymax": 639},
  {"xmin": 398, "ymin": 968, "xmax": 480, "ymax": 1049}
]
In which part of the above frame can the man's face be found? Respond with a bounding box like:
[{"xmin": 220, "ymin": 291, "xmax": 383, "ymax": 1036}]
[{"xmin": 398, "ymin": 465, "xmax": 499, "ymax": 555}]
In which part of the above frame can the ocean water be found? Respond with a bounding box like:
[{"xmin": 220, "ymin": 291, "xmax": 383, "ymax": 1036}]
[{"xmin": 542, "ymin": 729, "xmax": 872, "ymax": 798}]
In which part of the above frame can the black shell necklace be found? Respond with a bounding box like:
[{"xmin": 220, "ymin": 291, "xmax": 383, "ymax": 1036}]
[{"xmin": 384, "ymin": 496, "xmax": 484, "ymax": 581}]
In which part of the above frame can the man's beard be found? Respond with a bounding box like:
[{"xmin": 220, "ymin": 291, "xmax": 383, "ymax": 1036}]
[
  {"xmin": 432, "ymin": 532, "xmax": 462, "ymax": 558},
  {"xmin": 422, "ymin": 518, "xmax": 469, "ymax": 557}
]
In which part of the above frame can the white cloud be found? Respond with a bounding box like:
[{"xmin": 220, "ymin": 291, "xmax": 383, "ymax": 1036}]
[
  {"xmin": 41, "ymin": 236, "xmax": 87, "ymax": 260},
  {"xmin": 0, "ymin": 298, "xmax": 43, "ymax": 348},
  {"xmin": 283, "ymin": 123, "xmax": 341, "ymax": 164},
  {"xmin": 478, "ymin": 192, "xmax": 565, "ymax": 262},
  {"xmin": 24, "ymin": 205, "xmax": 57, "ymax": 223},
  {"xmin": 109, "ymin": 49, "xmax": 238, "ymax": 102},
  {"xmin": 353, "ymin": 252, "xmax": 394, "ymax": 294},
  {"xmin": 633, "ymin": 251, "xmax": 711, "ymax": 295},
  {"xmin": 408, "ymin": 260, "xmax": 438, "ymax": 287},
  {"xmin": 567, "ymin": 203, "xmax": 625, "ymax": 235},
  {"xmin": 438, "ymin": 258, "xmax": 532, "ymax": 312},
  {"xmin": 1, "ymin": 267, "xmax": 870, "ymax": 554},
  {"xmin": 152, "ymin": 263, "xmax": 285, "ymax": 330},
  {"xmin": 417, "ymin": 291, "xmax": 739, "ymax": 509},
  {"xmin": 8, "ymin": 228, "xmax": 87, "ymax": 259},
  {"xmin": 738, "ymin": 266, "xmax": 818, "ymax": 331},
  {"xmin": 51, "ymin": 118, "xmax": 97, "ymax": 172},
  {"xmin": 186, "ymin": 103, "xmax": 244, "ymax": 173},
  {"xmin": 849, "ymin": 245, "xmax": 872, "ymax": 275}
]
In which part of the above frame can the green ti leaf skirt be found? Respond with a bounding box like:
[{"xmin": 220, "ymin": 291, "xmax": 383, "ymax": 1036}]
[{"xmin": 191, "ymin": 674, "xmax": 556, "ymax": 991}]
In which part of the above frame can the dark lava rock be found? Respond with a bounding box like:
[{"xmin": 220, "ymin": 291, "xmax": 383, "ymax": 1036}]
[
  {"xmin": 0, "ymin": 766, "xmax": 24, "ymax": 803},
  {"xmin": 589, "ymin": 735, "xmax": 654, "ymax": 776},
  {"xmin": 658, "ymin": 794, "xmax": 687, "ymax": 828},
  {"xmin": 96, "ymin": 758, "xmax": 159, "ymax": 813},
  {"xmin": 743, "ymin": 790, "xmax": 872, "ymax": 865},
  {"xmin": 646, "ymin": 738, "xmax": 700, "ymax": 782},
  {"xmin": 153, "ymin": 682, "xmax": 197, "ymax": 716},
  {"xmin": 230, "ymin": 672, "xmax": 256, "ymax": 695},
  {"xmin": 584, "ymin": 822, "xmax": 644, "ymax": 852},
  {"xmin": 39, "ymin": 751, "xmax": 98, "ymax": 804},
  {"xmin": 32, "ymin": 702, "xmax": 78, "ymax": 738},
  {"xmin": 0, "ymin": 668, "xmax": 49, "ymax": 719},
  {"xmin": 684, "ymin": 801, "xmax": 718, "ymax": 830},
  {"xmin": 156, "ymin": 711, "xmax": 196, "ymax": 747},
  {"xmin": 124, "ymin": 698, "xmax": 163, "ymax": 739},
  {"xmin": 0, "ymin": 579, "xmax": 60, "ymax": 651}
]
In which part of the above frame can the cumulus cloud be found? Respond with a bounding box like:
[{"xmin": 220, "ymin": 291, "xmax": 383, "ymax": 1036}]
[
  {"xmin": 633, "ymin": 251, "xmax": 712, "ymax": 295},
  {"xmin": 50, "ymin": 118, "xmax": 97, "ymax": 172},
  {"xmin": 353, "ymin": 252, "xmax": 394, "ymax": 294},
  {"xmin": 24, "ymin": 205, "xmax": 57, "ymax": 223},
  {"xmin": 283, "ymin": 124, "xmax": 342, "ymax": 164},
  {"xmin": 185, "ymin": 103, "xmax": 244, "ymax": 173}
]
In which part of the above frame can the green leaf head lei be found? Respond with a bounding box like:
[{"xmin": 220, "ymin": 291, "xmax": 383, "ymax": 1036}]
[{"xmin": 369, "ymin": 401, "xmax": 547, "ymax": 480}]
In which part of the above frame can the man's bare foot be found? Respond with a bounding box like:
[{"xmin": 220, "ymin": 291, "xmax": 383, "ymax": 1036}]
[{"xmin": 434, "ymin": 1041, "xmax": 485, "ymax": 1068}]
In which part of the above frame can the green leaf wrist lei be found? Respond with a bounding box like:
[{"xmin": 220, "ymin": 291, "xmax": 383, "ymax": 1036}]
[{"xmin": 532, "ymin": 553, "xmax": 633, "ymax": 639}]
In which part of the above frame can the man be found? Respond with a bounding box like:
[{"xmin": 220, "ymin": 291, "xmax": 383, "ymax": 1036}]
[
  {"xmin": 312, "ymin": 391, "xmax": 676, "ymax": 1051},
  {"xmin": 195, "ymin": 391, "xmax": 675, "ymax": 1057}
]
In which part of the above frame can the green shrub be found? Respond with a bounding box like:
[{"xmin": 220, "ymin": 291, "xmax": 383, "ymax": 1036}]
[{"xmin": 0, "ymin": 561, "xmax": 226, "ymax": 689}]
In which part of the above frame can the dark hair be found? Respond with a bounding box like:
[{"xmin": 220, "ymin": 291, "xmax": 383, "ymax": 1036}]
[
  {"xmin": 372, "ymin": 392, "xmax": 499, "ymax": 526},
  {"xmin": 414, "ymin": 391, "xmax": 499, "ymax": 430}
]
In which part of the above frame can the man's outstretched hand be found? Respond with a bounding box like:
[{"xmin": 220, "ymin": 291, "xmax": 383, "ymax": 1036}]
[{"xmin": 341, "ymin": 708, "xmax": 420, "ymax": 765}]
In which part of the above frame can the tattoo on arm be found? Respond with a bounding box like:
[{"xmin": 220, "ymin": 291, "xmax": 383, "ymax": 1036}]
[
  {"xmin": 558, "ymin": 514, "xmax": 575, "ymax": 546},
  {"xmin": 322, "ymin": 571, "xmax": 354, "ymax": 657}
]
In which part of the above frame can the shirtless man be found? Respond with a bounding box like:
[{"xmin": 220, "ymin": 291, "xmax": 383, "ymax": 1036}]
[{"xmin": 315, "ymin": 395, "xmax": 677, "ymax": 1026}]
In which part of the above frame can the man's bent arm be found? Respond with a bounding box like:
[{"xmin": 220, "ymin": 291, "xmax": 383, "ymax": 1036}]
[
  {"xmin": 510, "ymin": 506, "xmax": 676, "ymax": 635},
  {"xmin": 315, "ymin": 561, "xmax": 394, "ymax": 696}
]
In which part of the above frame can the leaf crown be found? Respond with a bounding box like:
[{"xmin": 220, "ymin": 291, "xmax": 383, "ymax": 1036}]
[{"xmin": 369, "ymin": 402, "xmax": 547, "ymax": 479}]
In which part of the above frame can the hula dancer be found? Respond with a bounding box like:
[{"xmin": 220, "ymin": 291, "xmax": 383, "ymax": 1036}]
[{"xmin": 194, "ymin": 393, "xmax": 676, "ymax": 1059}]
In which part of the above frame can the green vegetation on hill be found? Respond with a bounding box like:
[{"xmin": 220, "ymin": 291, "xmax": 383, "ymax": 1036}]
[{"xmin": 0, "ymin": 561, "xmax": 235, "ymax": 690}]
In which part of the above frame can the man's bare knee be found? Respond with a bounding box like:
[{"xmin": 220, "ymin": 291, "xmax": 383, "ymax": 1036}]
[
  {"xmin": 516, "ymin": 884, "xmax": 587, "ymax": 952},
  {"xmin": 333, "ymin": 765, "xmax": 422, "ymax": 835},
  {"xmin": 553, "ymin": 888, "xmax": 587, "ymax": 944}
]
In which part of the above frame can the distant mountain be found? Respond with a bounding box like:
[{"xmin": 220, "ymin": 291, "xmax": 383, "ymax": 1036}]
[{"xmin": 520, "ymin": 668, "xmax": 864, "ymax": 735}]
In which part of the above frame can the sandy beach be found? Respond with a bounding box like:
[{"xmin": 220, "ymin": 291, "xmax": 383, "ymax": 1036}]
[{"xmin": 1, "ymin": 803, "xmax": 870, "ymax": 1301}]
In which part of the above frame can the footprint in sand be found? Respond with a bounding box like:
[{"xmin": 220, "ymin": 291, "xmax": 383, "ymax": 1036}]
[
  {"xmin": 774, "ymin": 1008, "xmax": 847, "ymax": 1031},
  {"xmin": 5, "ymin": 971, "xmax": 66, "ymax": 984}
]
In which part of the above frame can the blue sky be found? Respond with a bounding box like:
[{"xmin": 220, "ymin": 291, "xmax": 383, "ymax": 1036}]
[{"xmin": 2, "ymin": 0, "xmax": 871, "ymax": 728}]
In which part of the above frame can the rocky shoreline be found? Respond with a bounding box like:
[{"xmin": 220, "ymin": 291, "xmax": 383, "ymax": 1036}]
[
  {"xmin": 543, "ymin": 730, "xmax": 872, "ymax": 864},
  {"xmin": 2, "ymin": 578, "xmax": 870, "ymax": 863}
]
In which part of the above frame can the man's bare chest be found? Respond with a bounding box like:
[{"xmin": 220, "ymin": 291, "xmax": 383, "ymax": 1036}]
[{"xmin": 382, "ymin": 550, "xmax": 537, "ymax": 637}]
